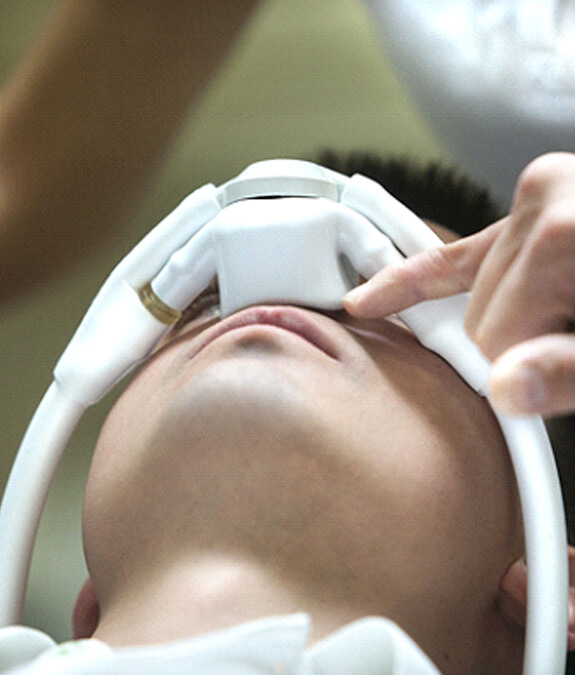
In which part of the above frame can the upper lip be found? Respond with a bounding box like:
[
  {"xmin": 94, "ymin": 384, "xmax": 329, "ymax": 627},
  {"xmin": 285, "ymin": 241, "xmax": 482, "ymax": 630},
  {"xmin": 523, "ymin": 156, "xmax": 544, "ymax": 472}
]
[{"xmin": 186, "ymin": 305, "xmax": 342, "ymax": 361}]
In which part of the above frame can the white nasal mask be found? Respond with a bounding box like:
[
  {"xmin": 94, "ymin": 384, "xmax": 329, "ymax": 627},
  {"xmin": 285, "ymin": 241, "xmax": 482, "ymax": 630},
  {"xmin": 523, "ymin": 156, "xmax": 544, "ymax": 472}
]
[
  {"xmin": 152, "ymin": 197, "xmax": 364, "ymax": 317},
  {"xmin": 0, "ymin": 160, "xmax": 568, "ymax": 675}
]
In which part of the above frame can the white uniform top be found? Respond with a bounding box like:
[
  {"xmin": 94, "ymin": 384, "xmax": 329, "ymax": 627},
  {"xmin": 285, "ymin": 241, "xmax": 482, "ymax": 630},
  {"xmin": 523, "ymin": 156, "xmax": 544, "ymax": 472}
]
[
  {"xmin": 363, "ymin": 0, "xmax": 575, "ymax": 204},
  {"xmin": 0, "ymin": 615, "xmax": 440, "ymax": 674}
]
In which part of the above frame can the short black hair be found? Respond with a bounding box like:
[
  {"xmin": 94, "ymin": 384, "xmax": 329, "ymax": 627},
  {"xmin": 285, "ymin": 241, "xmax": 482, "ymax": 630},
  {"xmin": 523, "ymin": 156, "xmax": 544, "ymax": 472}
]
[{"xmin": 317, "ymin": 150, "xmax": 503, "ymax": 236}]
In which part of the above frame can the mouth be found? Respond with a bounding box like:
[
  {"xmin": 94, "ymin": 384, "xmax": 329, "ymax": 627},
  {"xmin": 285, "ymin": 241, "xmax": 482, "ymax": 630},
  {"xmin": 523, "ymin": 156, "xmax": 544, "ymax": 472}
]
[{"xmin": 187, "ymin": 305, "xmax": 342, "ymax": 361}]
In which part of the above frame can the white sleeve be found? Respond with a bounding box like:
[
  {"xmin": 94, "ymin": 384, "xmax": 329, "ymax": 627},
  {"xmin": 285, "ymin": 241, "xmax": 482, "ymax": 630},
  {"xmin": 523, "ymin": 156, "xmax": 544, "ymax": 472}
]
[
  {"xmin": 0, "ymin": 637, "xmax": 112, "ymax": 674},
  {"xmin": 362, "ymin": 0, "xmax": 575, "ymax": 204}
]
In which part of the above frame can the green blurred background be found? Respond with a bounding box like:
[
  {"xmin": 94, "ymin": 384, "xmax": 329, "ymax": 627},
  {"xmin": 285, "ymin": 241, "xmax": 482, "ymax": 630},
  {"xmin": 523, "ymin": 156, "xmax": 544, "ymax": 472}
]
[{"xmin": 0, "ymin": 0, "xmax": 447, "ymax": 642}]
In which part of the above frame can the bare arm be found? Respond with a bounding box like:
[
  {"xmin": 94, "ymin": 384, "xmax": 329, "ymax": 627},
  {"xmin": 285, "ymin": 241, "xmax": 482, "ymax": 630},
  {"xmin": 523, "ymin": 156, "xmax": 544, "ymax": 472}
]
[{"xmin": 0, "ymin": 0, "xmax": 258, "ymax": 302}]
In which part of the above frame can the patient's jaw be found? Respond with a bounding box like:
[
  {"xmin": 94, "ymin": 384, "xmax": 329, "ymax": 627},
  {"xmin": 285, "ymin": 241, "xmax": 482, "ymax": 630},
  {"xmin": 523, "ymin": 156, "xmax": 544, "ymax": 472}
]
[{"xmin": 82, "ymin": 306, "xmax": 523, "ymax": 674}]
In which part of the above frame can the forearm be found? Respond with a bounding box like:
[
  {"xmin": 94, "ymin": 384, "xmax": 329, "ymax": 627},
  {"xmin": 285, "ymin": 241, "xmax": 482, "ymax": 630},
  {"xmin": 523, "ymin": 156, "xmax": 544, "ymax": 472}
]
[{"xmin": 0, "ymin": 0, "xmax": 258, "ymax": 301}]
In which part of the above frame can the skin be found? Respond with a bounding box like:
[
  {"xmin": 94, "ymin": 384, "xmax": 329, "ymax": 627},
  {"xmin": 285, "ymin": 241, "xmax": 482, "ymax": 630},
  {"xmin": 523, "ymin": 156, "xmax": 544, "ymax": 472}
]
[
  {"xmin": 0, "ymin": 0, "xmax": 259, "ymax": 303},
  {"xmin": 345, "ymin": 152, "xmax": 575, "ymax": 418},
  {"xmin": 81, "ymin": 292, "xmax": 525, "ymax": 674}
]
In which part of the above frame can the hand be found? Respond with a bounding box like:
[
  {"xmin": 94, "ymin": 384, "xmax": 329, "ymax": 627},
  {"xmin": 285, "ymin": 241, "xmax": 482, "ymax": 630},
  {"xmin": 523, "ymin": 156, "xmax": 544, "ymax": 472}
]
[{"xmin": 344, "ymin": 153, "xmax": 575, "ymax": 417}]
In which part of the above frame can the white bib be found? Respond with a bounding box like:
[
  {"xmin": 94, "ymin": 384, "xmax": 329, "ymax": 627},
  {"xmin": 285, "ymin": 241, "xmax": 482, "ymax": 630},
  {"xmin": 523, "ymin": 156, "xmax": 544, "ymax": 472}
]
[{"xmin": 1, "ymin": 615, "xmax": 440, "ymax": 674}]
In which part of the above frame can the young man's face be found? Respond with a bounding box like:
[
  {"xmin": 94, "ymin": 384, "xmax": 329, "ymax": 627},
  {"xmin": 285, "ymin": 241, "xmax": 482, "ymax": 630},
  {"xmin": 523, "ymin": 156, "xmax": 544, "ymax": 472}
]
[{"xmin": 83, "ymin": 274, "xmax": 524, "ymax": 670}]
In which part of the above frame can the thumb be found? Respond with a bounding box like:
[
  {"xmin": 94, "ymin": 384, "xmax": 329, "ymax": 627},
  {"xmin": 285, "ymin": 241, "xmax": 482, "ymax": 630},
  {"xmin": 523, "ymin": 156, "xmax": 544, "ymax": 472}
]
[
  {"xmin": 489, "ymin": 334, "xmax": 575, "ymax": 417},
  {"xmin": 344, "ymin": 219, "xmax": 504, "ymax": 318}
]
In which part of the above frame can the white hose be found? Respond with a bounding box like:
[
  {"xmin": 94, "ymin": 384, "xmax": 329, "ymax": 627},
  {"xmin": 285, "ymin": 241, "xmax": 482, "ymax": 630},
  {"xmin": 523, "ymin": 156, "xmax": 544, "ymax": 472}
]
[
  {"xmin": 495, "ymin": 413, "xmax": 569, "ymax": 675},
  {"xmin": 0, "ymin": 383, "xmax": 84, "ymax": 627}
]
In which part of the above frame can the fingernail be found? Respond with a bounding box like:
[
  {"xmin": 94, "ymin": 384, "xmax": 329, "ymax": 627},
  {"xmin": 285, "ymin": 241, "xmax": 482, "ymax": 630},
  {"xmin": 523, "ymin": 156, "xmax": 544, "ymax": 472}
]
[{"xmin": 490, "ymin": 359, "xmax": 548, "ymax": 415}]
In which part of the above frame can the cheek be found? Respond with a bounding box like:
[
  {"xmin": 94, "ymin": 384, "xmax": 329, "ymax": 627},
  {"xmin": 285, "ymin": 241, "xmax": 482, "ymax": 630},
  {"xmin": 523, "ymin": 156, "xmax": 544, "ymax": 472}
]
[
  {"xmin": 344, "ymin": 342, "xmax": 520, "ymax": 581},
  {"xmin": 88, "ymin": 349, "xmax": 178, "ymax": 470},
  {"xmin": 82, "ymin": 357, "xmax": 177, "ymax": 573}
]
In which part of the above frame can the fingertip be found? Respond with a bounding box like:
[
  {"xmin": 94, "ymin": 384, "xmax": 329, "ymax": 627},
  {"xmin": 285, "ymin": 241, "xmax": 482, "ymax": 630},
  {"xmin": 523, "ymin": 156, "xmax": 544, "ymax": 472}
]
[
  {"xmin": 343, "ymin": 279, "xmax": 394, "ymax": 318},
  {"xmin": 343, "ymin": 284, "xmax": 371, "ymax": 316}
]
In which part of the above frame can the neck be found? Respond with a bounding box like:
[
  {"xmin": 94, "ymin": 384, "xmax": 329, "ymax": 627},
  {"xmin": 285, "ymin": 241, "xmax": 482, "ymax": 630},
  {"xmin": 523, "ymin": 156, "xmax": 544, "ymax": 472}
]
[
  {"xmin": 90, "ymin": 549, "xmax": 522, "ymax": 674},
  {"xmin": 92, "ymin": 552, "xmax": 369, "ymax": 649}
]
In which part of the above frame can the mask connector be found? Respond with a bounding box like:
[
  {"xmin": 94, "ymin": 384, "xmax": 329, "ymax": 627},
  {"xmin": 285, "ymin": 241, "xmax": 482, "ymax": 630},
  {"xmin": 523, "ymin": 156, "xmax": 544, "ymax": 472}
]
[{"xmin": 139, "ymin": 283, "xmax": 182, "ymax": 326}]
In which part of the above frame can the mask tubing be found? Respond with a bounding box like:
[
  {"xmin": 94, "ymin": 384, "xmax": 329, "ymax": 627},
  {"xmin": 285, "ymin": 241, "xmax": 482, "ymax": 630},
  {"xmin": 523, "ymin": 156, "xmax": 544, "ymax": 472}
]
[
  {"xmin": 0, "ymin": 382, "xmax": 84, "ymax": 627},
  {"xmin": 496, "ymin": 413, "xmax": 568, "ymax": 675}
]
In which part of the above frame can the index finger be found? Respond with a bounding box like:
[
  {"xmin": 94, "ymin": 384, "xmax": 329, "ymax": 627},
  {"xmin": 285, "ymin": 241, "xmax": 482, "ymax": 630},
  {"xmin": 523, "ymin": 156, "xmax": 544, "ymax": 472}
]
[{"xmin": 344, "ymin": 219, "xmax": 505, "ymax": 318}]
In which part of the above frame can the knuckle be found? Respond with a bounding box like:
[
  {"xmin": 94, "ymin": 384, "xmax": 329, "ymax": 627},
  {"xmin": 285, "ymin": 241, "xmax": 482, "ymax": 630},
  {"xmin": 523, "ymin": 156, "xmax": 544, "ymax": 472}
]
[
  {"xmin": 421, "ymin": 245, "xmax": 457, "ymax": 278},
  {"xmin": 428, "ymin": 242, "xmax": 475, "ymax": 292},
  {"xmin": 530, "ymin": 207, "xmax": 575, "ymax": 256},
  {"xmin": 417, "ymin": 247, "xmax": 460, "ymax": 297},
  {"xmin": 515, "ymin": 157, "xmax": 553, "ymax": 202},
  {"xmin": 393, "ymin": 261, "xmax": 428, "ymax": 305},
  {"xmin": 421, "ymin": 246, "xmax": 449, "ymax": 276},
  {"xmin": 515, "ymin": 152, "xmax": 575, "ymax": 202}
]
